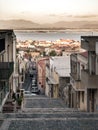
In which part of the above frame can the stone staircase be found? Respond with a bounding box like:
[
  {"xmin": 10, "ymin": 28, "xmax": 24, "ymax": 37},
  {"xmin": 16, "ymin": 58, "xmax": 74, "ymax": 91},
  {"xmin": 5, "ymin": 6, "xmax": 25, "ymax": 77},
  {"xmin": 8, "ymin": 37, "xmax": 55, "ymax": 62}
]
[
  {"xmin": 1, "ymin": 95, "xmax": 98, "ymax": 130},
  {"xmin": 3, "ymin": 111, "xmax": 98, "ymax": 119},
  {"xmin": 2, "ymin": 99, "xmax": 15, "ymax": 113},
  {"xmin": 2, "ymin": 97, "xmax": 22, "ymax": 113},
  {"xmin": 2, "ymin": 109, "xmax": 98, "ymax": 130},
  {"xmin": 0, "ymin": 113, "xmax": 4, "ymax": 128}
]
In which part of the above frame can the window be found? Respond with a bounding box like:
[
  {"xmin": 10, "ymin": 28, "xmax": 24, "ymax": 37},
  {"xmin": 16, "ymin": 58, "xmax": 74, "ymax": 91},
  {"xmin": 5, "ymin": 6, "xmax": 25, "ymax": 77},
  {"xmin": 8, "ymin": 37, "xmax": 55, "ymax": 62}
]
[
  {"xmin": 0, "ymin": 39, "xmax": 5, "ymax": 52},
  {"xmin": 66, "ymin": 77, "xmax": 70, "ymax": 83},
  {"xmin": 21, "ymin": 76, "xmax": 24, "ymax": 82},
  {"xmin": 0, "ymin": 54, "xmax": 4, "ymax": 62},
  {"xmin": 82, "ymin": 91, "xmax": 84, "ymax": 103}
]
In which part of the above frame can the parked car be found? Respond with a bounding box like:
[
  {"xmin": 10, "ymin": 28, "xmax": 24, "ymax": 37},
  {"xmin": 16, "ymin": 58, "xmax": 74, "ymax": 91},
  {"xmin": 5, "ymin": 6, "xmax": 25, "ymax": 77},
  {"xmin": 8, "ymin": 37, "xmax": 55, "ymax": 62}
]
[
  {"xmin": 24, "ymin": 91, "xmax": 36, "ymax": 96},
  {"xmin": 32, "ymin": 78, "xmax": 37, "ymax": 86},
  {"xmin": 32, "ymin": 79, "xmax": 36, "ymax": 84},
  {"xmin": 32, "ymin": 82, "xmax": 37, "ymax": 87},
  {"xmin": 29, "ymin": 69, "xmax": 33, "ymax": 77},
  {"xmin": 32, "ymin": 76, "xmax": 37, "ymax": 81},
  {"xmin": 31, "ymin": 86, "xmax": 40, "ymax": 94}
]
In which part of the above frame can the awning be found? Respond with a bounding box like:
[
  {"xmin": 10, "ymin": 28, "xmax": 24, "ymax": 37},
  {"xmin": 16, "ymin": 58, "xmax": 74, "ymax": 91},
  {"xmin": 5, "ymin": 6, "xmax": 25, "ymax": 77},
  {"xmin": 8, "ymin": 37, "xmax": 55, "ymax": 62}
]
[{"xmin": 48, "ymin": 76, "xmax": 58, "ymax": 85}]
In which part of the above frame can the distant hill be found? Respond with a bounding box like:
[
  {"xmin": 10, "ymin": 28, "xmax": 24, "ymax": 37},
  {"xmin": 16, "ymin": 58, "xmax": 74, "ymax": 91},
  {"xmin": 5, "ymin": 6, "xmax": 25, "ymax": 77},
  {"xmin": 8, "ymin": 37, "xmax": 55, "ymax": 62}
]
[
  {"xmin": 0, "ymin": 19, "xmax": 98, "ymax": 30},
  {"xmin": 0, "ymin": 19, "xmax": 40, "ymax": 29},
  {"xmin": 49, "ymin": 21, "xmax": 98, "ymax": 29}
]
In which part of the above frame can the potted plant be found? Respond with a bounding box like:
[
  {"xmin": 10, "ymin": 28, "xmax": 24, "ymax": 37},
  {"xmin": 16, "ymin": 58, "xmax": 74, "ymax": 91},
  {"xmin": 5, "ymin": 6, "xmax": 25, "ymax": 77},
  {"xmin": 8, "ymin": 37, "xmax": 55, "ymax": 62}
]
[{"xmin": 17, "ymin": 96, "xmax": 22, "ymax": 106}]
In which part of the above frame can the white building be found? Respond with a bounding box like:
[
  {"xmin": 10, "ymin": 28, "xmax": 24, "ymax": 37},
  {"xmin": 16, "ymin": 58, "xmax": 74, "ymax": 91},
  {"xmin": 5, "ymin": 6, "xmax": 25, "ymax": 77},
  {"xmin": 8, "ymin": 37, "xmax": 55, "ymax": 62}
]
[{"xmin": 45, "ymin": 56, "xmax": 70, "ymax": 98}]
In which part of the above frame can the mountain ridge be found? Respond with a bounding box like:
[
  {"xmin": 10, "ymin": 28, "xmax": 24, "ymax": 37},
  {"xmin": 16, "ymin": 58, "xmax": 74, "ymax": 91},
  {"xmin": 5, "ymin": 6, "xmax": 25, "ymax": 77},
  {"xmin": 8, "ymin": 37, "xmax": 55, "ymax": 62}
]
[{"xmin": 0, "ymin": 19, "xmax": 98, "ymax": 30}]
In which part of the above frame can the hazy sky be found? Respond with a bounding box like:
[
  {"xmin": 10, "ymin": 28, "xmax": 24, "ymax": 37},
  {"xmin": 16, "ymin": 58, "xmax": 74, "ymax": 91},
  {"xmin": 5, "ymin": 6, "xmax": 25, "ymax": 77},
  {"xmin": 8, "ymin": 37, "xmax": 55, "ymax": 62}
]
[{"xmin": 0, "ymin": 0, "xmax": 98, "ymax": 23}]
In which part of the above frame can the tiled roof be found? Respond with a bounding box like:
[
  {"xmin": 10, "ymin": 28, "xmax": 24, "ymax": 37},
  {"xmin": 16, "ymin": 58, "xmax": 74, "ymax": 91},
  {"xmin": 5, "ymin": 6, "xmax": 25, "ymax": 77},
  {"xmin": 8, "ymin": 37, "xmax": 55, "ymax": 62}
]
[{"xmin": 80, "ymin": 51, "xmax": 88, "ymax": 58}]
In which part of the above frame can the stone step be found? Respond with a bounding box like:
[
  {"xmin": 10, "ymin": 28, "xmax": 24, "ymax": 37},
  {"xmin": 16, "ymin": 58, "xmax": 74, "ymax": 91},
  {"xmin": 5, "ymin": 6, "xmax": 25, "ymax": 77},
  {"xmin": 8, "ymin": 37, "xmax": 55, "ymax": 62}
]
[
  {"xmin": 0, "ymin": 113, "xmax": 4, "ymax": 119},
  {"xmin": 4, "ymin": 112, "xmax": 98, "ymax": 119},
  {"xmin": 6, "ymin": 118, "xmax": 98, "ymax": 130},
  {"xmin": 21, "ymin": 107, "xmax": 78, "ymax": 113}
]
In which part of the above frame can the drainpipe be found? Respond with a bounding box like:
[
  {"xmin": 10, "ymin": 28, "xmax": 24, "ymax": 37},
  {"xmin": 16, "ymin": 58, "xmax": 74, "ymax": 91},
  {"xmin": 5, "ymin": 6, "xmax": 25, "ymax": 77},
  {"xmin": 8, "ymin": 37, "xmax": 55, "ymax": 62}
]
[{"xmin": 87, "ymin": 89, "xmax": 89, "ymax": 112}]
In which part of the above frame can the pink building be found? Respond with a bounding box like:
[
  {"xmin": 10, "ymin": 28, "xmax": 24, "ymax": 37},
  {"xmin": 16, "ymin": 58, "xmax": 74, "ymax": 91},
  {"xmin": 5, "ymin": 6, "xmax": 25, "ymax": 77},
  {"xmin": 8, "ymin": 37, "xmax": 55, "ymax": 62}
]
[{"xmin": 37, "ymin": 57, "xmax": 49, "ymax": 94}]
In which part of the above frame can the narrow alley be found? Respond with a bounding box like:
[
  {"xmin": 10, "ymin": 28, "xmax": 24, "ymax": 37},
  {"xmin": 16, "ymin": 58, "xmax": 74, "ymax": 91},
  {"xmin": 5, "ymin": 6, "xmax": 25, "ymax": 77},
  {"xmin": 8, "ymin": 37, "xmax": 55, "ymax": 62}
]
[{"xmin": 1, "ymin": 59, "xmax": 98, "ymax": 130}]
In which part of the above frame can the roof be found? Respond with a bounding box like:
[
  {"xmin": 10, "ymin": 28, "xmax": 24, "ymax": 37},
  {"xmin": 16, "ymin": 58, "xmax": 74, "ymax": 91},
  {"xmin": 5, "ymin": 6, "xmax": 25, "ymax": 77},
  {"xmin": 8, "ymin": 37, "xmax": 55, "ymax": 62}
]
[
  {"xmin": 0, "ymin": 29, "xmax": 15, "ymax": 37},
  {"xmin": 80, "ymin": 51, "xmax": 88, "ymax": 58},
  {"xmin": 81, "ymin": 36, "xmax": 98, "ymax": 38},
  {"xmin": 0, "ymin": 29, "xmax": 14, "ymax": 33},
  {"xmin": 50, "ymin": 56, "xmax": 70, "ymax": 77},
  {"xmin": 56, "ymin": 69, "xmax": 70, "ymax": 77}
]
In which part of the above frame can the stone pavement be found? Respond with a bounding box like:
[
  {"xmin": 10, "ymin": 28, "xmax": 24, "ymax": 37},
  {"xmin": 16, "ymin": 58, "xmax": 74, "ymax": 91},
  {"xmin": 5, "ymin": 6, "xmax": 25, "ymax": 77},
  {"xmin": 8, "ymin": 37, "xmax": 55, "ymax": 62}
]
[{"xmin": 1, "ymin": 95, "xmax": 98, "ymax": 130}]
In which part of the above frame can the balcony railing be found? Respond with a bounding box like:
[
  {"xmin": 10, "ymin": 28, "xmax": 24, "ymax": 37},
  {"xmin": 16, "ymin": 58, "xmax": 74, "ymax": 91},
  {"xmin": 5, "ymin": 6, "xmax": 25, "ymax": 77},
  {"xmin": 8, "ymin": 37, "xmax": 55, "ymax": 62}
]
[
  {"xmin": 70, "ymin": 73, "xmax": 80, "ymax": 81},
  {"xmin": 0, "ymin": 62, "xmax": 14, "ymax": 80},
  {"xmin": 81, "ymin": 69, "xmax": 98, "ymax": 89},
  {"xmin": 46, "ymin": 66, "xmax": 50, "ymax": 77},
  {"xmin": 70, "ymin": 75, "xmax": 84, "ymax": 91}
]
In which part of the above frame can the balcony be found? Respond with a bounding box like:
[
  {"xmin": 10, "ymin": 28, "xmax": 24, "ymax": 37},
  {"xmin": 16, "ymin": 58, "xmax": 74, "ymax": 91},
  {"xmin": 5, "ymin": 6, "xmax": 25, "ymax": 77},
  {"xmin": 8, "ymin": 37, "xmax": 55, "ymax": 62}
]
[
  {"xmin": 46, "ymin": 66, "xmax": 50, "ymax": 77},
  {"xmin": 70, "ymin": 76, "xmax": 85, "ymax": 91},
  {"xmin": 81, "ymin": 69, "xmax": 98, "ymax": 89},
  {"xmin": 0, "ymin": 62, "xmax": 14, "ymax": 80},
  {"xmin": 70, "ymin": 73, "xmax": 80, "ymax": 81}
]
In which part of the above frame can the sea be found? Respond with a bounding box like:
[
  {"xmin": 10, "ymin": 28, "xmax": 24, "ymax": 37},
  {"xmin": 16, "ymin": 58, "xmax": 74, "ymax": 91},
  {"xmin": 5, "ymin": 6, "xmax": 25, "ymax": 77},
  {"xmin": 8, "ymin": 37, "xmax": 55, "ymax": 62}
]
[{"xmin": 14, "ymin": 30, "xmax": 98, "ymax": 42}]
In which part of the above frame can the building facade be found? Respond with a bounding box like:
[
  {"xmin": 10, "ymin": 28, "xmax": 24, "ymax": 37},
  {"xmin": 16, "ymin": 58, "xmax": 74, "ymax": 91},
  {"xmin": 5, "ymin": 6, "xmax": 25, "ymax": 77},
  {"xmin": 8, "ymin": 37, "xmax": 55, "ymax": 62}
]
[
  {"xmin": 0, "ymin": 30, "xmax": 17, "ymax": 111},
  {"xmin": 45, "ymin": 56, "xmax": 70, "ymax": 99},
  {"xmin": 37, "ymin": 57, "xmax": 49, "ymax": 94},
  {"xmin": 70, "ymin": 51, "xmax": 88, "ymax": 110},
  {"xmin": 69, "ymin": 36, "xmax": 98, "ymax": 112}
]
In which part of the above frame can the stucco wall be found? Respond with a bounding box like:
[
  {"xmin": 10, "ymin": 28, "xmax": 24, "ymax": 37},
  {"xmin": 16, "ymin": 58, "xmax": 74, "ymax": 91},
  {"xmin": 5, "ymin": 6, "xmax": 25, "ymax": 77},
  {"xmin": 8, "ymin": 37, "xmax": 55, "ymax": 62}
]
[{"xmin": 94, "ymin": 90, "xmax": 98, "ymax": 112}]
